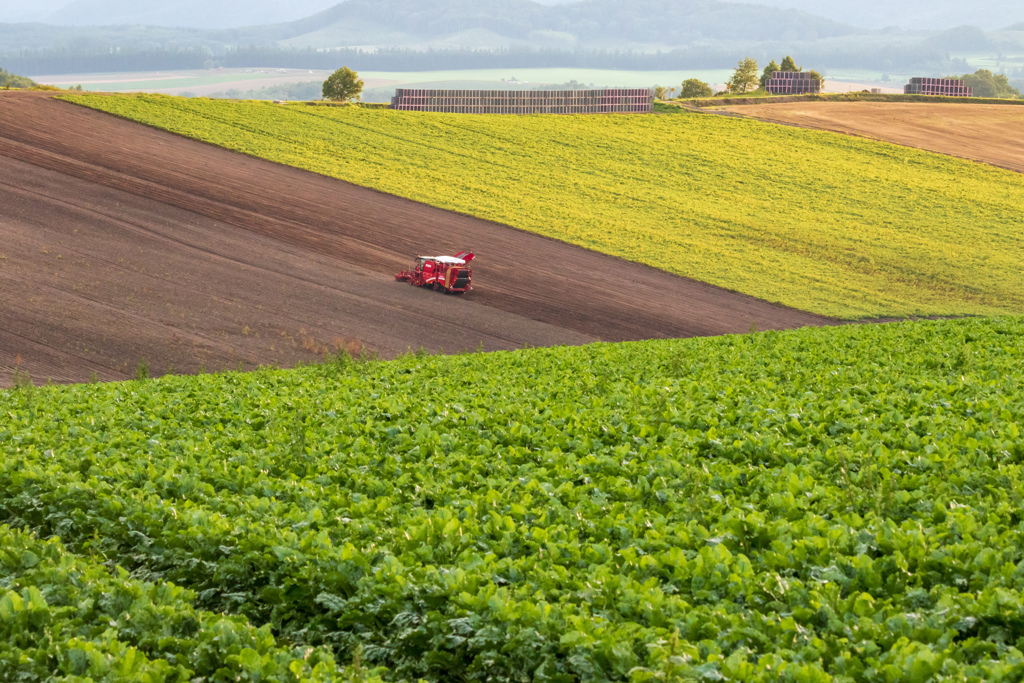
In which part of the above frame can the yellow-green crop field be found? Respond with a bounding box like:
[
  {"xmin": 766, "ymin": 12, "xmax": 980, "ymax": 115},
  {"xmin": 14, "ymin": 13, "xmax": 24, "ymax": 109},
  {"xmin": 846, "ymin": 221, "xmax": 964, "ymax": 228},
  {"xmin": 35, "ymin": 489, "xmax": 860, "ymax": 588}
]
[{"xmin": 65, "ymin": 93, "xmax": 1024, "ymax": 319}]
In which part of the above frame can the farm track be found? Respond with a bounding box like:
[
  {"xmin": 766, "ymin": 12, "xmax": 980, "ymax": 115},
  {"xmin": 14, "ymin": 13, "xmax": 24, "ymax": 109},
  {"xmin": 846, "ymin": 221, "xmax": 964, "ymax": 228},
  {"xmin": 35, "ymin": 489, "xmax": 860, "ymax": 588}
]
[{"xmin": 0, "ymin": 92, "xmax": 834, "ymax": 386}]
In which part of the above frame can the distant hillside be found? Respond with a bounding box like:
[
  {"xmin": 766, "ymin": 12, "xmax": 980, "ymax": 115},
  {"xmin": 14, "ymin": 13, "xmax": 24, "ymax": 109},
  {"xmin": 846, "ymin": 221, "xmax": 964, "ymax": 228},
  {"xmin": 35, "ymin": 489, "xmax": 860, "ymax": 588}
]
[
  {"xmin": 1, "ymin": 0, "xmax": 865, "ymax": 54},
  {"xmin": 3, "ymin": 0, "xmax": 1023, "ymax": 33},
  {"xmin": 925, "ymin": 24, "xmax": 1024, "ymax": 53},
  {"xmin": 0, "ymin": 0, "xmax": 1002, "ymax": 77},
  {"xmin": 739, "ymin": 0, "xmax": 1024, "ymax": 30},
  {"xmin": 275, "ymin": 0, "xmax": 860, "ymax": 50},
  {"xmin": 0, "ymin": 0, "xmax": 860, "ymax": 48},
  {"xmin": 924, "ymin": 26, "xmax": 997, "ymax": 51}
]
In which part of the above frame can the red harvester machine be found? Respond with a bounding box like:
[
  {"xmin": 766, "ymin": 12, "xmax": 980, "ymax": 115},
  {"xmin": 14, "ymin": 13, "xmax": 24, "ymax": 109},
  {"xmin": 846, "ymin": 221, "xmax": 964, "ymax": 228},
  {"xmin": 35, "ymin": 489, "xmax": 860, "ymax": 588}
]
[{"xmin": 395, "ymin": 251, "xmax": 475, "ymax": 294}]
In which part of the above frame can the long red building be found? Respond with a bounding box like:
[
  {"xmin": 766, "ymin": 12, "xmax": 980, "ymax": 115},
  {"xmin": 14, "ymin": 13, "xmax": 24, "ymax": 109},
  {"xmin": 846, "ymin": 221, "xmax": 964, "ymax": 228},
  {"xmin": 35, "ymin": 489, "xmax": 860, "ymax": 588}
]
[
  {"xmin": 390, "ymin": 88, "xmax": 653, "ymax": 114},
  {"xmin": 765, "ymin": 71, "xmax": 822, "ymax": 95},
  {"xmin": 904, "ymin": 77, "xmax": 973, "ymax": 97}
]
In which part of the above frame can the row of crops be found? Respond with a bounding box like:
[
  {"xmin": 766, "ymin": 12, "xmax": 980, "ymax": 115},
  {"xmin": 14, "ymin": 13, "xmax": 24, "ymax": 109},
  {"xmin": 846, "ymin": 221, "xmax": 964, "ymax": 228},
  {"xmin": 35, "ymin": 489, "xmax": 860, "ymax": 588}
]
[
  {"xmin": 2, "ymin": 317, "xmax": 1024, "ymax": 680},
  {"xmin": 64, "ymin": 93, "xmax": 1024, "ymax": 319},
  {"xmin": 0, "ymin": 526, "xmax": 371, "ymax": 681}
]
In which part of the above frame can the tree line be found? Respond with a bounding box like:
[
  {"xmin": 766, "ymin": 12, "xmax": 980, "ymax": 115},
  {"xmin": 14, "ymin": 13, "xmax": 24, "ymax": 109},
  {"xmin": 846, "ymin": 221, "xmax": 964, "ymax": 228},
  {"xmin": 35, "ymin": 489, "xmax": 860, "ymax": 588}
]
[
  {"xmin": 725, "ymin": 55, "xmax": 824, "ymax": 94},
  {"xmin": 655, "ymin": 55, "xmax": 825, "ymax": 99},
  {"xmin": 222, "ymin": 47, "xmax": 819, "ymax": 72},
  {"xmin": 0, "ymin": 67, "xmax": 36, "ymax": 88},
  {"xmin": 945, "ymin": 69, "xmax": 1020, "ymax": 98},
  {"xmin": 1, "ymin": 48, "xmax": 213, "ymax": 75},
  {"xmin": 2, "ymin": 43, "xmax": 964, "ymax": 77}
]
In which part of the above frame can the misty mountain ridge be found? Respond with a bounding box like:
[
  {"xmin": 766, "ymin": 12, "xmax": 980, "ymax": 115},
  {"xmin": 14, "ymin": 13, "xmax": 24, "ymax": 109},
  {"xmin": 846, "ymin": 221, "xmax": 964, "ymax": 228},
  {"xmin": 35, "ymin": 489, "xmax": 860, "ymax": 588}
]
[
  {"xmin": 269, "ymin": 0, "xmax": 860, "ymax": 52},
  {"xmin": 1, "ymin": 0, "xmax": 1023, "ymax": 32},
  {"xmin": 0, "ymin": 0, "xmax": 869, "ymax": 54},
  {"xmin": 2, "ymin": 0, "xmax": 1022, "ymax": 84},
  {"xmin": 0, "ymin": 0, "xmax": 573, "ymax": 28}
]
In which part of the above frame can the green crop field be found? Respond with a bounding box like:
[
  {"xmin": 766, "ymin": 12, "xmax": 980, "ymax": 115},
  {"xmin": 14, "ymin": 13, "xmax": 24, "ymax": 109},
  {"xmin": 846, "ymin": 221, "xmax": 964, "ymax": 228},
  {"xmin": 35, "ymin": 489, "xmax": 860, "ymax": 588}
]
[
  {"xmin": 0, "ymin": 526, "xmax": 369, "ymax": 681},
  {"xmin": 65, "ymin": 93, "xmax": 1024, "ymax": 319},
  {"xmin": 2, "ymin": 317, "xmax": 1024, "ymax": 680}
]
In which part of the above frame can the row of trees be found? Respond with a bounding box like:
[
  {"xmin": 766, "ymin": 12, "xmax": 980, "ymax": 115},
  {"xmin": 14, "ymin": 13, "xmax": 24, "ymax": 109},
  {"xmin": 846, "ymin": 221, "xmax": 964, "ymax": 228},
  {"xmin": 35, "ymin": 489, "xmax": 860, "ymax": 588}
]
[
  {"xmin": 0, "ymin": 67, "xmax": 36, "ymax": 88},
  {"xmin": 319, "ymin": 64, "xmax": 1023, "ymax": 105},
  {"xmin": 728, "ymin": 55, "xmax": 824, "ymax": 94},
  {"xmin": 654, "ymin": 56, "xmax": 822, "ymax": 101},
  {"xmin": 1, "ymin": 42, "xmax": 964, "ymax": 78},
  {"xmin": 654, "ymin": 79, "xmax": 715, "ymax": 100},
  {"xmin": 720, "ymin": 59, "xmax": 1020, "ymax": 100},
  {"xmin": 4, "ymin": 46, "xmax": 769, "ymax": 75},
  {"xmin": 1, "ymin": 48, "xmax": 212, "ymax": 75},
  {"xmin": 945, "ymin": 69, "xmax": 1020, "ymax": 98}
]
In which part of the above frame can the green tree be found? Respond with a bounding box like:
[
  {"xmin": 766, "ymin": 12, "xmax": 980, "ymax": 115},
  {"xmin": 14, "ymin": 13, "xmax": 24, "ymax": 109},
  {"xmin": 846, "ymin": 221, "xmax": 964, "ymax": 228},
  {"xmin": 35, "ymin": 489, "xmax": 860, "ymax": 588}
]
[
  {"xmin": 950, "ymin": 69, "xmax": 1020, "ymax": 98},
  {"xmin": 680, "ymin": 78, "xmax": 713, "ymax": 98},
  {"xmin": 322, "ymin": 66, "xmax": 364, "ymax": 103},
  {"xmin": 654, "ymin": 86, "xmax": 669, "ymax": 99},
  {"xmin": 760, "ymin": 60, "xmax": 781, "ymax": 88},
  {"xmin": 0, "ymin": 67, "xmax": 36, "ymax": 89},
  {"xmin": 728, "ymin": 57, "xmax": 760, "ymax": 94},
  {"xmin": 780, "ymin": 55, "xmax": 799, "ymax": 72},
  {"xmin": 761, "ymin": 56, "xmax": 824, "ymax": 91}
]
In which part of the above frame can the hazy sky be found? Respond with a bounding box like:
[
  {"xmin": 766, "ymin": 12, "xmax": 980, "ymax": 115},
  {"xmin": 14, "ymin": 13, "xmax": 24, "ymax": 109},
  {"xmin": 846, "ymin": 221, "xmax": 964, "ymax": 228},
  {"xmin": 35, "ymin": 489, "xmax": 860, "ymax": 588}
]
[
  {"xmin": 0, "ymin": 0, "xmax": 575, "ymax": 25},
  {"xmin": 0, "ymin": 0, "xmax": 340, "ymax": 26},
  {"xmin": 0, "ymin": 0, "xmax": 1020, "ymax": 31}
]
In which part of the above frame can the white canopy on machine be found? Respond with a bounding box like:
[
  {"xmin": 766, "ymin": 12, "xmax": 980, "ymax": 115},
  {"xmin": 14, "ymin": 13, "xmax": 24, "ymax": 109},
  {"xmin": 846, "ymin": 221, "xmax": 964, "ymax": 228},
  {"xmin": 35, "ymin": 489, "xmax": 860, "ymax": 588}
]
[{"xmin": 424, "ymin": 255, "xmax": 466, "ymax": 265}]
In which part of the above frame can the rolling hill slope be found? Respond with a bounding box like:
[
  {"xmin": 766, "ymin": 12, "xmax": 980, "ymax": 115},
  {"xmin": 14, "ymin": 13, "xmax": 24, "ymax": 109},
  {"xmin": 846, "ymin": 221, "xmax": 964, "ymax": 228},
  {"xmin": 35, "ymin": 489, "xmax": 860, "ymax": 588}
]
[
  {"xmin": 66, "ymin": 93, "xmax": 1024, "ymax": 320},
  {"xmin": 0, "ymin": 92, "xmax": 830, "ymax": 386}
]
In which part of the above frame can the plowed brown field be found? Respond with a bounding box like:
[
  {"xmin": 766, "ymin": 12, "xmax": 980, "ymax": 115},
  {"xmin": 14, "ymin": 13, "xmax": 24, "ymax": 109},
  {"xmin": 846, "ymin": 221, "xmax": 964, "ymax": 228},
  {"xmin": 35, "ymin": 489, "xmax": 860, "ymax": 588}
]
[
  {"xmin": 0, "ymin": 92, "xmax": 833, "ymax": 386},
  {"xmin": 719, "ymin": 102, "xmax": 1024, "ymax": 173}
]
